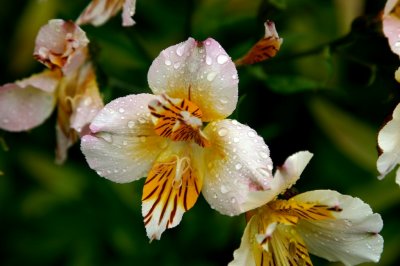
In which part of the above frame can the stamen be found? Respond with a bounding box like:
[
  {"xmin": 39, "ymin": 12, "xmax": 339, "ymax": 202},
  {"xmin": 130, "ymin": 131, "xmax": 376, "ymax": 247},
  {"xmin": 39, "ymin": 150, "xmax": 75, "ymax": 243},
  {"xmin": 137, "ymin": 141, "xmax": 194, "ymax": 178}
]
[{"xmin": 173, "ymin": 156, "xmax": 191, "ymax": 189}]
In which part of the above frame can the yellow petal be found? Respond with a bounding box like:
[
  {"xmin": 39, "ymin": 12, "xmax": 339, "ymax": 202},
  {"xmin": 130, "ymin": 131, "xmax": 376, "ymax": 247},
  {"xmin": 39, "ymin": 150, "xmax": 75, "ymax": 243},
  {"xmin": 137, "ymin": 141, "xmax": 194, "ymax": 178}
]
[{"xmin": 142, "ymin": 149, "xmax": 203, "ymax": 240}]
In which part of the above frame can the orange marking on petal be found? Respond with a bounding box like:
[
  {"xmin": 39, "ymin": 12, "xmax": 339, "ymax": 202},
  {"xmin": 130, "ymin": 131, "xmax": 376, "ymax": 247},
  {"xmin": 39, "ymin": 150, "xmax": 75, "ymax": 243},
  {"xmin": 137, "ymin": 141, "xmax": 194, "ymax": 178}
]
[
  {"xmin": 149, "ymin": 95, "xmax": 210, "ymax": 147},
  {"xmin": 142, "ymin": 156, "xmax": 203, "ymax": 237}
]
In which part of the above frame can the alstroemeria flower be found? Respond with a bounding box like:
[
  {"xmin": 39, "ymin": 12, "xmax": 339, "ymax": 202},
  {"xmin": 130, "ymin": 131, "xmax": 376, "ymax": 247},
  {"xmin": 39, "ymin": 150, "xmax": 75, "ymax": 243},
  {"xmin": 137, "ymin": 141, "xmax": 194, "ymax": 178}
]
[
  {"xmin": 377, "ymin": 102, "xmax": 400, "ymax": 185},
  {"xmin": 235, "ymin": 20, "xmax": 283, "ymax": 66},
  {"xmin": 230, "ymin": 152, "xmax": 384, "ymax": 266},
  {"xmin": 76, "ymin": 0, "xmax": 136, "ymax": 27},
  {"xmin": 0, "ymin": 19, "xmax": 103, "ymax": 163},
  {"xmin": 81, "ymin": 37, "xmax": 275, "ymax": 240},
  {"xmin": 34, "ymin": 19, "xmax": 89, "ymax": 76}
]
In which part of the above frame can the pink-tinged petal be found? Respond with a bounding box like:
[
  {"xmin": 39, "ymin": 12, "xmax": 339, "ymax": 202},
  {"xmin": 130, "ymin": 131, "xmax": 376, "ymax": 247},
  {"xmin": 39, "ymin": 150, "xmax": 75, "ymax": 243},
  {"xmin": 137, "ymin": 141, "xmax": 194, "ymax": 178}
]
[
  {"xmin": 16, "ymin": 70, "xmax": 61, "ymax": 93},
  {"xmin": 81, "ymin": 94, "xmax": 168, "ymax": 183},
  {"xmin": 377, "ymin": 102, "xmax": 400, "ymax": 180},
  {"xmin": 122, "ymin": 0, "xmax": 136, "ymax": 26},
  {"xmin": 148, "ymin": 37, "xmax": 238, "ymax": 121},
  {"xmin": 201, "ymin": 119, "xmax": 273, "ymax": 216},
  {"xmin": 76, "ymin": 0, "xmax": 124, "ymax": 27},
  {"xmin": 295, "ymin": 190, "xmax": 384, "ymax": 265},
  {"xmin": 0, "ymin": 80, "xmax": 56, "ymax": 132},
  {"xmin": 34, "ymin": 19, "xmax": 89, "ymax": 75},
  {"xmin": 69, "ymin": 63, "xmax": 104, "ymax": 134},
  {"xmin": 382, "ymin": 14, "xmax": 400, "ymax": 57}
]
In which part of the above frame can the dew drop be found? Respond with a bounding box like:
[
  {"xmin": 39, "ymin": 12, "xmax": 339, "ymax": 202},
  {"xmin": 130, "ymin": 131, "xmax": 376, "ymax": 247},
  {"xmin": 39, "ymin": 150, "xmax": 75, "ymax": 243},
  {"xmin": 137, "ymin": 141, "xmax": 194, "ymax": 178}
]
[
  {"xmin": 83, "ymin": 97, "xmax": 92, "ymax": 106},
  {"xmin": 207, "ymin": 72, "xmax": 217, "ymax": 81},
  {"xmin": 232, "ymin": 74, "xmax": 238, "ymax": 80},
  {"xmin": 235, "ymin": 163, "xmax": 242, "ymax": 170},
  {"xmin": 118, "ymin": 108, "xmax": 125, "ymax": 113},
  {"xmin": 138, "ymin": 117, "xmax": 147, "ymax": 124},
  {"xmin": 127, "ymin": 120, "xmax": 136, "ymax": 128},
  {"xmin": 395, "ymin": 41, "xmax": 400, "ymax": 47},
  {"xmin": 233, "ymin": 137, "xmax": 239, "ymax": 143},
  {"xmin": 164, "ymin": 59, "xmax": 172, "ymax": 66},
  {"xmin": 206, "ymin": 56, "xmax": 212, "ymax": 65},
  {"xmin": 205, "ymin": 40, "xmax": 211, "ymax": 46},
  {"xmin": 231, "ymin": 198, "xmax": 236, "ymax": 203},
  {"xmin": 173, "ymin": 62, "xmax": 180, "ymax": 69},
  {"xmin": 176, "ymin": 44, "xmax": 185, "ymax": 56},
  {"xmin": 213, "ymin": 193, "xmax": 218, "ymax": 199},
  {"xmin": 247, "ymin": 131, "xmax": 256, "ymax": 137},
  {"xmin": 218, "ymin": 127, "xmax": 228, "ymax": 137},
  {"xmin": 122, "ymin": 140, "xmax": 128, "ymax": 146},
  {"xmin": 259, "ymin": 151, "xmax": 269, "ymax": 159},
  {"xmin": 217, "ymin": 54, "xmax": 229, "ymax": 64},
  {"xmin": 256, "ymin": 167, "xmax": 270, "ymax": 177},
  {"xmin": 220, "ymin": 185, "xmax": 228, "ymax": 194},
  {"xmin": 219, "ymin": 97, "xmax": 228, "ymax": 104},
  {"xmin": 231, "ymin": 120, "xmax": 239, "ymax": 125}
]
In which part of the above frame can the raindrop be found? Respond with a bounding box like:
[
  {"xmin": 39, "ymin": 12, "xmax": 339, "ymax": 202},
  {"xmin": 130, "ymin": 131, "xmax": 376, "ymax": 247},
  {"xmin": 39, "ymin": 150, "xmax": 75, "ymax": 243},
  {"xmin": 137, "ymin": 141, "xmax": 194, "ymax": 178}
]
[
  {"xmin": 207, "ymin": 72, "xmax": 217, "ymax": 81},
  {"xmin": 123, "ymin": 140, "xmax": 128, "ymax": 146},
  {"xmin": 395, "ymin": 41, "xmax": 400, "ymax": 47},
  {"xmin": 220, "ymin": 185, "xmax": 228, "ymax": 193},
  {"xmin": 247, "ymin": 131, "xmax": 256, "ymax": 138},
  {"xmin": 213, "ymin": 193, "xmax": 217, "ymax": 199},
  {"xmin": 231, "ymin": 120, "xmax": 239, "ymax": 125},
  {"xmin": 206, "ymin": 56, "xmax": 212, "ymax": 65},
  {"xmin": 217, "ymin": 54, "xmax": 229, "ymax": 64},
  {"xmin": 219, "ymin": 97, "xmax": 228, "ymax": 104},
  {"xmin": 83, "ymin": 97, "xmax": 92, "ymax": 106},
  {"xmin": 231, "ymin": 198, "xmax": 236, "ymax": 203},
  {"xmin": 138, "ymin": 117, "xmax": 147, "ymax": 124},
  {"xmin": 233, "ymin": 137, "xmax": 239, "ymax": 143},
  {"xmin": 176, "ymin": 44, "xmax": 185, "ymax": 56},
  {"xmin": 259, "ymin": 151, "xmax": 269, "ymax": 159},
  {"xmin": 232, "ymin": 74, "xmax": 238, "ymax": 80},
  {"xmin": 119, "ymin": 108, "xmax": 125, "ymax": 113},
  {"xmin": 235, "ymin": 163, "xmax": 242, "ymax": 170},
  {"xmin": 205, "ymin": 40, "xmax": 211, "ymax": 46},
  {"xmin": 173, "ymin": 62, "xmax": 180, "ymax": 69},
  {"xmin": 218, "ymin": 127, "xmax": 228, "ymax": 137},
  {"xmin": 256, "ymin": 167, "xmax": 270, "ymax": 177},
  {"xmin": 165, "ymin": 59, "xmax": 172, "ymax": 66},
  {"xmin": 127, "ymin": 120, "xmax": 136, "ymax": 128}
]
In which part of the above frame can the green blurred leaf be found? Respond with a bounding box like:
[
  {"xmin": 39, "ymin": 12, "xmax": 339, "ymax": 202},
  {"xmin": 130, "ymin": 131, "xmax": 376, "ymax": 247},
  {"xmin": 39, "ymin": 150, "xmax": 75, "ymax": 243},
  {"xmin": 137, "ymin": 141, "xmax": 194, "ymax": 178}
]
[
  {"xmin": 18, "ymin": 149, "xmax": 87, "ymax": 199},
  {"xmin": 309, "ymin": 97, "xmax": 376, "ymax": 173}
]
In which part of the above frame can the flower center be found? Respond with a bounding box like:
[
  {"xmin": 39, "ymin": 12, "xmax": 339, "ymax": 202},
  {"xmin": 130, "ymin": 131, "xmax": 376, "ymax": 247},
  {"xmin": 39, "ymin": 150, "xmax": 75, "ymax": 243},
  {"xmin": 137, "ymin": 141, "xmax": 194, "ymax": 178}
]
[{"xmin": 148, "ymin": 94, "xmax": 210, "ymax": 147}]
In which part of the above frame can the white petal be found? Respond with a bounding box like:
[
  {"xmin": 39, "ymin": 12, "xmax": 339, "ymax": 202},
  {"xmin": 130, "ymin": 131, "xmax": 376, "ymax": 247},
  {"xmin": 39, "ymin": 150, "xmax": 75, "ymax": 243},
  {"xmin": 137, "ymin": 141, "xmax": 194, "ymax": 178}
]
[
  {"xmin": 396, "ymin": 167, "xmax": 400, "ymax": 186},
  {"xmin": 384, "ymin": 0, "xmax": 400, "ymax": 16},
  {"xmin": 81, "ymin": 94, "xmax": 169, "ymax": 183},
  {"xmin": 228, "ymin": 216, "xmax": 257, "ymax": 266},
  {"xmin": 294, "ymin": 190, "xmax": 384, "ymax": 266},
  {"xmin": 383, "ymin": 14, "xmax": 400, "ymax": 57},
  {"xmin": 0, "ymin": 80, "xmax": 56, "ymax": 132},
  {"xmin": 76, "ymin": 0, "xmax": 123, "ymax": 26},
  {"xmin": 148, "ymin": 37, "xmax": 238, "ymax": 121},
  {"xmin": 122, "ymin": 0, "xmax": 136, "ymax": 26},
  {"xmin": 201, "ymin": 119, "xmax": 273, "ymax": 216},
  {"xmin": 377, "ymin": 103, "xmax": 400, "ymax": 179}
]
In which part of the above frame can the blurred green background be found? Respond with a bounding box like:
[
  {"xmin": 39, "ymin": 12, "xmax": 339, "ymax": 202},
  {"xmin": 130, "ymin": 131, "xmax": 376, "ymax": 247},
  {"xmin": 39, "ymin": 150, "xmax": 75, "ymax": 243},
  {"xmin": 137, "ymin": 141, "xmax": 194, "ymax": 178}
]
[{"xmin": 1, "ymin": 0, "xmax": 400, "ymax": 265}]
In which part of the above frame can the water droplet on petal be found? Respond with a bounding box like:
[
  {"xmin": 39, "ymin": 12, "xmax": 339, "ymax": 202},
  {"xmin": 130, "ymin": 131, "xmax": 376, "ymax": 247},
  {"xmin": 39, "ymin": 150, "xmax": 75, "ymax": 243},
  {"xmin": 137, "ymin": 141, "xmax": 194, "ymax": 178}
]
[
  {"xmin": 127, "ymin": 120, "xmax": 136, "ymax": 128},
  {"xmin": 138, "ymin": 117, "xmax": 147, "ymax": 124},
  {"xmin": 247, "ymin": 131, "xmax": 256, "ymax": 137},
  {"xmin": 176, "ymin": 44, "xmax": 185, "ymax": 56},
  {"xmin": 217, "ymin": 54, "xmax": 229, "ymax": 64},
  {"xmin": 218, "ymin": 127, "xmax": 228, "ymax": 137},
  {"xmin": 165, "ymin": 59, "xmax": 172, "ymax": 66},
  {"xmin": 219, "ymin": 97, "xmax": 228, "ymax": 104},
  {"xmin": 205, "ymin": 40, "xmax": 211, "ymax": 46},
  {"xmin": 207, "ymin": 72, "xmax": 217, "ymax": 81},
  {"xmin": 231, "ymin": 197, "xmax": 236, "ymax": 203},
  {"xmin": 220, "ymin": 185, "xmax": 228, "ymax": 193},
  {"xmin": 259, "ymin": 151, "xmax": 269, "ymax": 159},
  {"xmin": 233, "ymin": 137, "xmax": 239, "ymax": 143},
  {"xmin": 118, "ymin": 108, "xmax": 125, "ymax": 113},
  {"xmin": 206, "ymin": 56, "xmax": 212, "ymax": 65},
  {"xmin": 235, "ymin": 163, "xmax": 242, "ymax": 170},
  {"xmin": 173, "ymin": 62, "xmax": 180, "ymax": 69},
  {"xmin": 232, "ymin": 74, "xmax": 238, "ymax": 80},
  {"xmin": 83, "ymin": 97, "xmax": 92, "ymax": 106}
]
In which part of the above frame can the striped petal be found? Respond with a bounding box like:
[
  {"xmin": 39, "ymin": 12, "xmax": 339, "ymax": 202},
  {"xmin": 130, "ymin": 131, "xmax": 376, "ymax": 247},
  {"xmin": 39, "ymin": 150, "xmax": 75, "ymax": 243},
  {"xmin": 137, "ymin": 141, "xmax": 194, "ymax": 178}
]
[
  {"xmin": 201, "ymin": 119, "xmax": 273, "ymax": 216},
  {"xmin": 76, "ymin": 0, "xmax": 128, "ymax": 27},
  {"xmin": 295, "ymin": 190, "xmax": 384, "ymax": 265},
  {"xmin": 148, "ymin": 37, "xmax": 238, "ymax": 121},
  {"xmin": 81, "ymin": 94, "xmax": 168, "ymax": 183},
  {"xmin": 142, "ymin": 144, "xmax": 202, "ymax": 240}
]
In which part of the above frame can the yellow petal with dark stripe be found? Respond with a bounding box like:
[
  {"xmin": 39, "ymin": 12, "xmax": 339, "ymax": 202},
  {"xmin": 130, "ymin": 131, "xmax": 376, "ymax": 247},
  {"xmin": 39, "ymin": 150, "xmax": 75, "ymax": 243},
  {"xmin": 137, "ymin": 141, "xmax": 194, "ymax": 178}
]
[
  {"xmin": 148, "ymin": 94, "xmax": 210, "ymax": 147},
  {"xmin": 142, "ymin": 156, "xmax": 202, "ymax": 240}
]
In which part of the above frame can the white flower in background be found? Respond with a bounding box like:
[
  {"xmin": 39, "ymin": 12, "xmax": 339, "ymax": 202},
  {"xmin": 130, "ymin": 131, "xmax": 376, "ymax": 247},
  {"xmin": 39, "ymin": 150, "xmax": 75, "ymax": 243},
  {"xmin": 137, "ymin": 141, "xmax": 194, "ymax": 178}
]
[
  {"xmin": 76, "ymin": 0, "xmax": 136, "ymax": 27},
  {"xmin": 0, "ymin": 19, "xmax": 103, "ymax": 163},
  {"xmin": 229, "ymin": 152, "xmax": 384, "ymax": 266},
  {"xmin": 81, "ymin": 37, "xmax": 277, "ymax": 241}
]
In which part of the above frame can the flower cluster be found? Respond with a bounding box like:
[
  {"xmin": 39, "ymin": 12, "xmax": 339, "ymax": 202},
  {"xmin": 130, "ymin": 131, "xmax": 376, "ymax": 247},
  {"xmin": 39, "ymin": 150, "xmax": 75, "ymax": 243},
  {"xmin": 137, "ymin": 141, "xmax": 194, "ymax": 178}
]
[{"xmin": 1, "ymin": 0, "xmax": 393, "ymax": 265}]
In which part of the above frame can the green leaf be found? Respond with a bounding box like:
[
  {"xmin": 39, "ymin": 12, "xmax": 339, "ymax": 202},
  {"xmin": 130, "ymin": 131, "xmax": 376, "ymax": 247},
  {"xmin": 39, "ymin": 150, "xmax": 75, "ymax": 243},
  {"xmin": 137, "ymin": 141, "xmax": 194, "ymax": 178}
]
[{"xmin": 309, "ymin": 97, "xmax": 376, "ymax": 173}]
